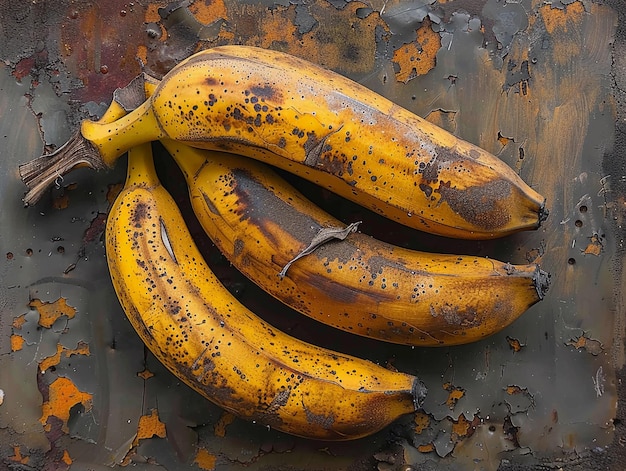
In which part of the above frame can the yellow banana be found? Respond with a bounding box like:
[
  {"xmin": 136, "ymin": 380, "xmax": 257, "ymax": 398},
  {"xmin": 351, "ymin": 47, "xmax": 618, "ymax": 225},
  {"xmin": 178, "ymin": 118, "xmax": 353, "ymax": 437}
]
[
  {"xmin": 21, "ymin": 46, "xmax": 547, "ymax": 240},
  {"xmin": 101, "ymin": 80, "xmax": 550, "ymax": 347},
  {"xmin": 106, "ymin": 142, "xmax": 427, "ymax": 440},
  {"xmin": 163, "ymin": 139, "xmax": 549, "ymax": 347}
]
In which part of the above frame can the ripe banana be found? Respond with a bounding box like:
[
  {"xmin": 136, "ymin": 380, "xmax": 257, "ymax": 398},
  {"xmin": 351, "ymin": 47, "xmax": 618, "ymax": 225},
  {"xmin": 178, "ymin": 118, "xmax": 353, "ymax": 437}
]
[
  {"xmin": 21, "ymin": 46, "xmax": 547, "ymax": 240},
  {"xmin": 106, "ymin": 142, "xmax": 427, "ymax": 440},
  {"xmin": 162, "ymin": 139, "xmax": 549, "ymax": 347}
]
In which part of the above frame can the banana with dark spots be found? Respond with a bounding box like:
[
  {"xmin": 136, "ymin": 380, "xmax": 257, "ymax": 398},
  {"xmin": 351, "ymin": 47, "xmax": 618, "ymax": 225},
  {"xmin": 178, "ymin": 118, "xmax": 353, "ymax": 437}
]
[
  {"xmin": 20, "ymin": 46, "xmax": 547, "ymax": 240},
  {"xmin": 105, "ymin": 142, "xmax": 427, "ymax": 440},
  {"xmin": 162, "ymin": 139, "xmax": 550, "ymax": 347}
]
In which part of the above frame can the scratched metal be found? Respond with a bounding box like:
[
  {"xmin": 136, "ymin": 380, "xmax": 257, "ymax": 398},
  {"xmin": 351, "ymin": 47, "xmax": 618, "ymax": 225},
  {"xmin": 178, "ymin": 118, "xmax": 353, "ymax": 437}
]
[{"xmin": 0, "ymin": 1, "xmax": 624, "ymax": 470}]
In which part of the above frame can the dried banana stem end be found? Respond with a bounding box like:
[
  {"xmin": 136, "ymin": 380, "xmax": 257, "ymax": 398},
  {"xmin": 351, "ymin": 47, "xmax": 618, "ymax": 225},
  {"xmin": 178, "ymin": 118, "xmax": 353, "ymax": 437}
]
[
  {"xmin": 19, "ymin": 131, "xmax": 106, "ymax": 206},
  {"xmin": 533, "ymin": 266, "xmax": 551, "ymax": 300}
]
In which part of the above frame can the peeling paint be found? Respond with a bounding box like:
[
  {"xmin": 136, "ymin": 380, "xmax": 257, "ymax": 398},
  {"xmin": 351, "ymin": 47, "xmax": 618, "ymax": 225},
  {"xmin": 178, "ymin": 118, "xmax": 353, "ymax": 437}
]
[
  {"xmin": 195, "ymin": 447, "xmax": 218, "ymax": 470},
  {"xmin": 29, "ymin": 298, "xmax": 76, "ymax": 329},
  {"xmin": 443, "ymin": 382, "xmax": 465, "ymax": 409},
  {"xmin": 40, "ymin": 376, "xmax": 93, "ymax": 433},
  {"xmin": 392, "ymin": 17, "xmax": 441, "ymax": 82}
]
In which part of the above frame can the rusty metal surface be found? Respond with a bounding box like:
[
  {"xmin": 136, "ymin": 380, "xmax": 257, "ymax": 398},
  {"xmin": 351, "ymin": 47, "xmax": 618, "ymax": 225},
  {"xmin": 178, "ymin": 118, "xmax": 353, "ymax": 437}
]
[{"xmin": 0, "ymin": 0, "xmax": 625, "ymax": 469}]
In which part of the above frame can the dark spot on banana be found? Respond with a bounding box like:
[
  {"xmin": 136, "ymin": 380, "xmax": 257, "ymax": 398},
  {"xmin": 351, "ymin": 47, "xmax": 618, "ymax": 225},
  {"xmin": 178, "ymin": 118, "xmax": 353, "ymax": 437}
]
[
  {"xmin": 419, "ymin": 183, "xmax": 433, "ymax": 198},
  {"xmin": 430, "ymin": 303, "xmax": 480, "ymax": 327},
  {"xmin": 249, "ymin": 84, "xmax": 281, "ymax": 102},
  {"xmin": 233, "ymin": 238, "xmax": 244, "ymax": 257},
  {"xmin": 436, "ymin": 179, "xmax": 512, "ymax": 230},
  {"xmin": 302, "ymin": 400, "xmax": 335, "ymax": 429},
  {"xmin": 132, "ymin": 202, "xmax": 148, "ymax": 227}
]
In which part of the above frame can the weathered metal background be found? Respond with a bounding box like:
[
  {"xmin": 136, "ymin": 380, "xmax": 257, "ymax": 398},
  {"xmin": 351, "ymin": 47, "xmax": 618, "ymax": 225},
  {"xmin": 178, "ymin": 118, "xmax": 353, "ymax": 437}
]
[{"xmin": 1, "ymin": 0, "xmax": 625, "ymax": 469}]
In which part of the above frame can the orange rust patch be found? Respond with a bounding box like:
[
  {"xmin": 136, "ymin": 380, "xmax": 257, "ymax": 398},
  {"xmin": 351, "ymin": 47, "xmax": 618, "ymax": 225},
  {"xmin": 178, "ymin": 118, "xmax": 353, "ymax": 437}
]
[
  {"xmin": 392, "ymin": 18, "xmax": 441, "ymax": 83},
  {"xmin": 39, "ymin": 341, "xmax": 90, "ymax": 373},
  {"xmin": 506, "ymin": 336, "xmax": 525, "ymax": 352},
  {"xmin": 30, "ymin": 298, "xmax": 76, "ymax": 329},
  {"xmin": 232, "ymin": 1, "xmax": 387, "ymax": 75},
  {"xmin": 145, "ymin": 4, "xmax": 163, "ymax": 23},
  {"xmin": 214, "ymin": 411, "xmax": 236, "ymax": 437},
  {"xmin": 443, "ymin": 382, "xmax": 465, "ymax": 408},
  {"xmin": 9, "ymin": 446, "xmax": 29, "ymax": 464},
  {"xmin": 137, "ymin": 368, "xmax": 155, "ymax": 380},
  {"xmin": 566, "ymin": 333, "xmax": 603, "ymax": 355},
  {"xmin": 570, "ymin": 336, "xmax": 587, "ymax": 349},
  {"xmin": 10, "ymin": 334, "xmax": 25, "ymax": 352},
  {"xmin": 498, "ymin": 132, "xmax": 512, "ymax": 148},
  {"xmin": 189, "ymin": 0, "xmax": 228, "ymax": 24},
  {"xmin": 583, "ymin": 234, "xmax": 603, "ymax": 256},
  {"xmin": 136, "ymin": 45, "xmax": 148, "ymax": 69},
  {"xmin": 451, "ymin": 413, "xmax": 473, "ymax": 440},
  {"xmin": 135, "ymin": 409, "xmax": 167, "ymax": 443},
  {"xmin": 195, "ymin": 448, "xmax": 217, "ymax": 470},
  {"xmin": 12, "ymin": 313, "xmax": 27, "ymax": 329},
  {"xmin": 414, "ymin": 411, "xmax": 430, "ymax": 434},
  {"xmin": 506, "ymin": 385, "xmax": 527, "ymax": 395},
  {"xmin": 540, "ymin": 1, "xmax": 585, "ymax": 35},
  {"xmin": 62, "ymin": 449, "xmax": 73, "ymax": 465},
  {"xmin": 40, "ymin": 377, "xmax": 93, "ymax": 433}
]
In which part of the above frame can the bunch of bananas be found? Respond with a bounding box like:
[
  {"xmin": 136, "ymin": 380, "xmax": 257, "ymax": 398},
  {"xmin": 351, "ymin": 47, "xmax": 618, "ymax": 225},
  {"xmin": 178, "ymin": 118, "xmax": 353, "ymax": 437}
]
[{"xmin": 19, "ymin": 46, "xmax": 550, "ymax": 440}]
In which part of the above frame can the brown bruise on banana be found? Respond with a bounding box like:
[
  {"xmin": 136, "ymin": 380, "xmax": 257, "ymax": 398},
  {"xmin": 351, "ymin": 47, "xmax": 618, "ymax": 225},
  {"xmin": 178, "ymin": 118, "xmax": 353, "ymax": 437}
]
[
  {"xmin": 149, "ymin": 47, "xmax": 545, "ymax": 238},
  {"xmin": 183, "ymin": 151, "xmax": 545, "ymax": 347},
  {"xmin": 106, "ymin": 184, "xmax": 420, "ymax": 440}
]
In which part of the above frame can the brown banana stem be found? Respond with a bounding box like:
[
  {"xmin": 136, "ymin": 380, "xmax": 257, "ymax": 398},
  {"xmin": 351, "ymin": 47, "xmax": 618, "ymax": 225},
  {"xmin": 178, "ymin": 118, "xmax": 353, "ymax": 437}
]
[{"xmin": 19, "ymin": 131, "xmax": 106, "ymax": 206}]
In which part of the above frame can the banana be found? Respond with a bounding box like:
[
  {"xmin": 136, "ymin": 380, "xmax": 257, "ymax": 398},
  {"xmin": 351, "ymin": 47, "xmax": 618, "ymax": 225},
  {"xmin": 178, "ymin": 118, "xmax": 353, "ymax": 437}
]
[
  {"xmin": 102, "ymin": 79, "xmax": 550, "ymax": 346},
  {"xmin": 163, "ymin": 139, "xmax": 549, "ymax": 347},
  {"xmin": 21, "ymin": 45, "xmax": 547, "ymax": 239},
  {"xmin": 106, "ymin": 142, "xmax": 427, "ymax": 440}
]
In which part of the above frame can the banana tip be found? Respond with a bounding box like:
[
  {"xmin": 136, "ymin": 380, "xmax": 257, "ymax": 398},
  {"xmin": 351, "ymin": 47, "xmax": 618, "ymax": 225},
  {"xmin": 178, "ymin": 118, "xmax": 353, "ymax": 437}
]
[
  {"xmin": 411, "ymin": 379, "xmax": 428, "ymax": 410},
  {"xmin": 534, "ymin": 267, "xmax": 551, "ymax": 300},
  {"xmin": 538, "ymin": 199, "xmax": 549, "ymax": 226}
]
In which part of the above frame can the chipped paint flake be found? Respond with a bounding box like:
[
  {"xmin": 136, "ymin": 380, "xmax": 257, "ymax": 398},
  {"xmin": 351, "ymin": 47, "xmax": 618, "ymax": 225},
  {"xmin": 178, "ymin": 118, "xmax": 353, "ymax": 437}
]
[
  {"xmin": 443, "ymin": 382, "xmax": 465, "ymax": 409},
  {"xmin": 566, "ymin": 333, "xmax": 604, "ymax": 355},
  {"xmin": 583, "ymin": 234, "xmax": 604, "ymax": 256},
  {"xmin": 194, "ymin": 447, "xmax": 217, "ymax": 470},
  {"xmin": 414, "ymin": 411, "xmax": 430, "ymax": 434},
  {"xmin": 40, "ymin": 377, "xmax": 93, "ymax": 433},
  {"xmin": 12, "ymin": 313, "xmax": 27, "ymax": 329},
  {"xmin": 62, "ymin": 449, "xmax": 73, "ymax": 465},
  {"xmin": 451, "ymin": 413, "xmax": 474, "ymax": 441},
  {"xmin": 39, "ymin": 341, "xmax": 90, "ymax": 373},
  {"xmin": 30, "ymin": 298, "xmax": 76, "ymax": 329},
  {"xmin": 189, "ymin": 0, "xmax": 227, "ymax": 24},
  {"xmin": 135, "ymin": 408, "xmax": 167, "ymax": 442},
  {"xmin": 10, "ymin": 334, "xmax": 25, "ymax": 352},
  {"xmin": 392, "ymin": 18, "xmax": 441, "ymax": 83},
  {"xmin": 506, "ymin": 336, "xmax": 525, "ymax": 352},
  {"xmin": 137, "ymin": 368, "xmax": 155, "ymax": 380}
]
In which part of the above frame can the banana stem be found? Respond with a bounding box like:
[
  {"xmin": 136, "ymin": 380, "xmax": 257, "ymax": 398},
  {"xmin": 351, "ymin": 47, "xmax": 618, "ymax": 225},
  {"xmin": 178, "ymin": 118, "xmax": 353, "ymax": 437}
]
[
  {"xmin": 126, "ymin": 143, "xmax": 160, "ymax": 188},
  {"xmin": 20, "ymin": 94, "xmax": 163, "ymax": 206},
  {"xmin": 19, "ymin": 131, "xmax": 105, "ymax": 207}
]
